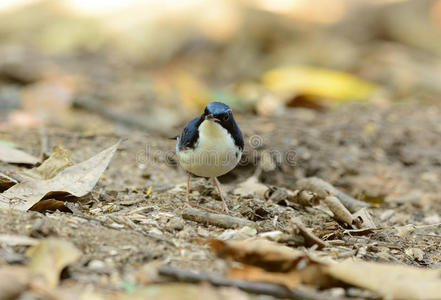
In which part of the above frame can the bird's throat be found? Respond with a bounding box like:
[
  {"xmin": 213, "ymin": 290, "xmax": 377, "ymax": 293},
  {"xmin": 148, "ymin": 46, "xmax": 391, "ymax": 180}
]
[{"xmin": 198, "ymin": 120, "xmax": 225, "ymax": 140}]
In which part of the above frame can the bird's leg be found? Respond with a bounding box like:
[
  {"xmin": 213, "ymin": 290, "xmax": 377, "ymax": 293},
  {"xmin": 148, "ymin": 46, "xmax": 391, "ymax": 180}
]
[
  {"xmin": 184, "ymin": 173, "xmax": 192, "ymax": 209},
  {"xmin": 213, "ymin": 177, "xmax": 229, "ymax": 214}
]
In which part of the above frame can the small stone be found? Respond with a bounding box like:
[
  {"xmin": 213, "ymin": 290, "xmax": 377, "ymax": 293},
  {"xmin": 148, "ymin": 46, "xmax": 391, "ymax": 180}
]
[
  {"xmin": 148, "ymin": 227, "xmax": 163, "ymax": 236},
  {"xmin": 405, "ymin": 248, "xmax": 424, "ymax": 261},
  {"xmin": 166, "ymin": 217, "xmax": 185, "ymax": 231},
  {"xmin": 197, "ymin": 227, "xmax": 210, "ymax": 237},
  {"xmin": 218, "ymin": 226, "xmax": 257, "ymax": 240},
  {"xmin": 88, "ymin": 260, "xmax": 106, "ymax": 271}
]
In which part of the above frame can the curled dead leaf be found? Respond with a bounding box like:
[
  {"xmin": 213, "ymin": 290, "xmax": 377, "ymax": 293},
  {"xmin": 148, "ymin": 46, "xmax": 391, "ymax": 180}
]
[
  {"xmin": 21, "ymin": 144, "xmax": 73, "ymax": 181},
  {"xmin": 210, "ymin": 239, "xmax": 321, "ymax": 272},
  {"xmin": 326, "ymin": 260, "xmax": 441, "ymax": 300},
  {"xmin": 26, "ymin": 238, "xmax": 81, "ymax": 288},
  {"xmin": 0, "ymin": 266, "xmax": 31, "ymax": 300}
]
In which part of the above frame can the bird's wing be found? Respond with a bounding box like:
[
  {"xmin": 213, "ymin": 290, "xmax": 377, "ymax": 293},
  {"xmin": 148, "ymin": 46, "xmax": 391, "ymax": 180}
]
[{"xmin": 177, "ymin": 115, "xmax": 203, "ymax": 151}]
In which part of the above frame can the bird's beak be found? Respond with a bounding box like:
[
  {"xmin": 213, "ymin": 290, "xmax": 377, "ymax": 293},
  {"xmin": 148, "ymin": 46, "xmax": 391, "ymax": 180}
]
[{"xmin": 205, "ymin": 114, "xmax": 220, "ymax": 122}]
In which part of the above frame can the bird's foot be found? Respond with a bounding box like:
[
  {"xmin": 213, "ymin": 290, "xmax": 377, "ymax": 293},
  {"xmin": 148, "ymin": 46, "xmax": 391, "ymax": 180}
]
[
  {"xmin": 182, "ymin": 198, "xmax": 192, "ymax": 211},
  {"xmin": 221, "ymin": 201, "xmax": 230, "ymax": 214}
]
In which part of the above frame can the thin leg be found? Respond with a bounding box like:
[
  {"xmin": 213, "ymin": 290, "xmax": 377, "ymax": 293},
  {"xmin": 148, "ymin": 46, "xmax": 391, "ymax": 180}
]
[
  {"xmin": 184, "ymin": 173, "xmax": 191, "ymax": 208},
  {"xmin": 213, "ymin": 177, "xmax": 229, "ymax": 214}
]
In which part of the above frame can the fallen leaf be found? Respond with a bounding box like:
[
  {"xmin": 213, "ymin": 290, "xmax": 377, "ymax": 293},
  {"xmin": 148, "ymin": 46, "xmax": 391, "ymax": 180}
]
[
  {"xmin": 0, "ymin": 172, "xmax": 17, "ymax": 191},
  {"xmin": 21, "ymin": 144, "xmax": 73, "ymax": 180},
  {"xmin": 0, "ymin": 266, "xmax": 31, "ymax": 300},
  {"xmin": 26, "ymin": 238, "xmax": 81, "ymax": 288},
  {"xmin": 0, "ymin": 143, "xmax": 39, "ymax": 165},
  {"xmin": 262, "ymin": 66, "xmax": 377, "ymax": 102},
  {"xmin": 210, "ymin": 239, "xmax": 320, "ymax": 272},
  {"xmin": 233, "ymin": 176, "xmax": 268, "ymax": 197},
  {"xmin": 30, "ymin": 199, "xmax": 72, "ymax": 213},
  {"xmin": 228, "ymin": 265, "xmax": 300, "ymax": 290},
  {"xmin": 0, "ymin": 141, "xmax": 121, "ymax": 211},
  {"xmin": 217, "ymin": 226, "xmax": 257, "ymax": 240},
  {"xmin": 352, "ymin": 207, "xmax": 376, "ymax": 229},
  {"xmin": 326, "ymin": 260, "xmax": 441, "ymax": 300}
]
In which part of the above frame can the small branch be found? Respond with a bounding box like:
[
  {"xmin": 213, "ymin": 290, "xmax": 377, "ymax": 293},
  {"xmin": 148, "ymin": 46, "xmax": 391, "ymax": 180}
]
[
  {"xmin": 158, "ymin": 265, "xmax": 344, "ymax": 300},
  {"xmin": 322, "ymin": 196, "xmax": 354, "ymax": 226},
  {"xmin": 291, "ymin": 218, "xmax": 328, "ymax": 249},
  {"xmin": 296, "ymin": 177, "xmax": 368, "ymax": 213},
  {"xmin": 182, "ymin": 207, "xmax": 256, "ymax": 229}
]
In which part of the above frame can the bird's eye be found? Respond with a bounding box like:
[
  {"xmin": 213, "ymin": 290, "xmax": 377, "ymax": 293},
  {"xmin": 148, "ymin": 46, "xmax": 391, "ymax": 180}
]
[{"xmin": 223, "ymin": 114, "xmax": 229, "ymax": 121}]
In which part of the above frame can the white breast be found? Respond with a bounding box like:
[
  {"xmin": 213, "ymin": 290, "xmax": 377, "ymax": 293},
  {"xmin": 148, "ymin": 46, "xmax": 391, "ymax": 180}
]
[{"xmin": 177, "ymin": 120, "xmax": 242, "ymax": 178}]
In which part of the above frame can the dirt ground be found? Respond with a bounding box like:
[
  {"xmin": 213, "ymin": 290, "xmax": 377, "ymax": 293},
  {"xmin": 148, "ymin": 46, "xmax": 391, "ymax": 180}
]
[
  {"xmin": 1, "ymin": 1, "xmax": 441, "ymax": 298},
  {"xmin": 1, "ymin": 101, "xmax": 440, "ymax": 297}
]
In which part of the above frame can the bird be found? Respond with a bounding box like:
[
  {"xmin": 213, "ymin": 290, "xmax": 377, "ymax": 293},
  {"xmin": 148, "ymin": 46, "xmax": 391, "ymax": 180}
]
[{"xmin": 176, "ymin": 101, "xmax": 244, "ymax": 213}]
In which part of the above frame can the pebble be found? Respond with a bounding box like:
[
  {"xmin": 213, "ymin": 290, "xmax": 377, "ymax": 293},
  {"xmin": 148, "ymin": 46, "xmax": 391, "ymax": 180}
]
[
  {"xmin": 88, "ymin": 260, "xmax": 107, "ymax": 271},
  {"xmin": 166, "ymin": 217, "xmax": 185, "ymax": 231},
  {"xmin": 148, "ymin": 227, "xmax": 163, "ymax": 236}
]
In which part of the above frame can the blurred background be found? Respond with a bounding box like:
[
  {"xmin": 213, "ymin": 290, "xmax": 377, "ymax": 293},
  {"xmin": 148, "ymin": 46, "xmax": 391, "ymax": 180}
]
[{"xmin": 0, "ymin": 0, "xmax": 441, "ymax": 135}]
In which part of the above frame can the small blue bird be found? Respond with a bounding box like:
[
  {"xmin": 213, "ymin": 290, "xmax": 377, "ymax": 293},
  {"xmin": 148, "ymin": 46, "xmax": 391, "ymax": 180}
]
[{"xmin": 176, "ymin": 102, "xmax": 244, "ymax": 213}]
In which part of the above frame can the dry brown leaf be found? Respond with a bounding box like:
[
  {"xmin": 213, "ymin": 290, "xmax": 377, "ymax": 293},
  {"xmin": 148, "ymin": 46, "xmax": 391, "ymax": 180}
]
[
  {"xmin": 0, "ymin": 172, "xmax": 17, "ymax": 191},
  {"xmin": 0, "ymin": 266, "xmax": 31, "ymax": 300},
  {"xmin": 0, "ymin": 141, "xmax": 121, "ymax": 211},
  {"xmin": 0, "ymin": 143, "xmax": 39, "ymax": 165},
  {"xmin": 26, "ymin": 238, "xmax": 81, "ymax": 288},
  {"xmin": 233, "ymin": 176, "xmax": 267, "ymax": 197},
  {"xmin": 326, "ymin": 260, "xmax": 441, "ymax": 300},
  {"xmin": 30, "ymin": 199, "xmax": 72, "ymax": 213},
  {"xmin": 228, "ymin": 265, "xmax": 300, "ymax": 290},
  {"xmin": 210, "ymin": 239, "xmax": 319, "ymax": 272},
  {"xmin": 352, "ymin": 207, "xmax": 376, "ymax": 229},
  {"xmin": 21, "ymin": 144, "xmax": 73, "ymax": 180}
]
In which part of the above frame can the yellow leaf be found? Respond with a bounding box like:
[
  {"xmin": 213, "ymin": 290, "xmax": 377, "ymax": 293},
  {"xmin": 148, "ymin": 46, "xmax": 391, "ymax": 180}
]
[
  {"xmin": 262, "ymin": 66, "xmax": 377, "ymax": 102},
  {"xmin": 146, "ymin": 185, "xmax": 153, "ymax": 197}
]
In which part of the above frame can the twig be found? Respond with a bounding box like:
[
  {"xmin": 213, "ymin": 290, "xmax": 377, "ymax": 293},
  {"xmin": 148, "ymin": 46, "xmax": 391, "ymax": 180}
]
[
  {"xmin": 182, "ymin": 207, "xmax": 256, "ymax": 229},
  {"xmin": 322, "ymin": 196, "xmax": 354, "ymax": 226},
  {"xmin": 291, "ymin": 218, "xmax": 328, "ymax": 249},
  {"xmin": 296, "ymin": 177, "xmax": 368, "ymax": 213},
  {"xmin": 158, "ymin": 265, "xmax": 346, "ymax": 300}
]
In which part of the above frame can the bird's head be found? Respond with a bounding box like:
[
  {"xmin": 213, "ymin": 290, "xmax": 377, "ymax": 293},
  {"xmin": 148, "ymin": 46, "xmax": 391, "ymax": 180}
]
[{"xmin": 203, "ymin": 102, "xmax": 233, "ymax": 126}]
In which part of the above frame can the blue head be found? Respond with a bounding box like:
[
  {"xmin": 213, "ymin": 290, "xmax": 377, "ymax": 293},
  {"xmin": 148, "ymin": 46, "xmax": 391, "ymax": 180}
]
[{"xmin": 202, "ymin": 101, "xmax": 243, "ymax": 150}]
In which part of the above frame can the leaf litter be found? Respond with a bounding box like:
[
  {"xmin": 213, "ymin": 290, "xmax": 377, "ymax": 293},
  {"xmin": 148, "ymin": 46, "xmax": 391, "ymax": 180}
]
[
  {"xmin": 0, "ymin": 140, "xmax": 121, "ymax": 211},
  {"xmin": 0, "ymin": 142, "xmax": 40, "ymax": 165},
  {"xmin": 1, "ymin": 2, "xmax": 441, "ymax": 297}
]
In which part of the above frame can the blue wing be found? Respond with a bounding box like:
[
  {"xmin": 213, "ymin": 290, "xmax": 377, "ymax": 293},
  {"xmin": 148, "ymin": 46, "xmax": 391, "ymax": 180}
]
[{"xmin": 177, "ymin": 115, "xmax": 203, "ymax": 151}]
